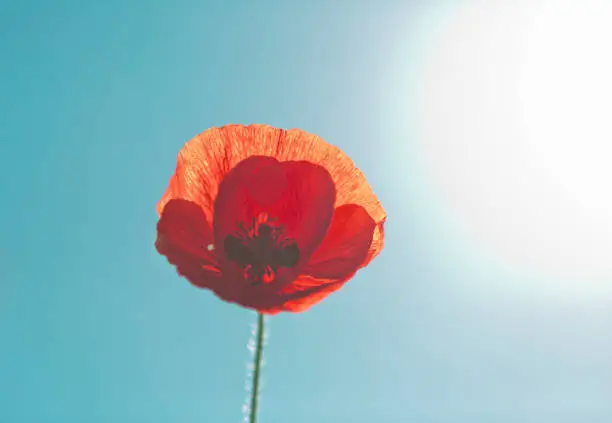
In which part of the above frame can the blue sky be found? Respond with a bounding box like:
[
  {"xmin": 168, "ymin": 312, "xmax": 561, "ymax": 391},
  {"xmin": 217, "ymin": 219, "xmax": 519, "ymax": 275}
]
[{"xmin": 1, "ymin": 0, "xmax": 611, "ymax": 422}]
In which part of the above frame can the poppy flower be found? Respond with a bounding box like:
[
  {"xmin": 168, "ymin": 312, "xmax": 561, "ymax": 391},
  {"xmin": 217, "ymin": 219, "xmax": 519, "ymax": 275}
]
[{"xmin": 155, "ymin": 124, "xmax": 386, "ymax": 314}]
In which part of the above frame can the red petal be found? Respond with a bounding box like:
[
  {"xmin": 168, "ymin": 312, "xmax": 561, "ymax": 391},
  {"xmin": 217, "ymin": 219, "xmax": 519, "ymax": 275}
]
[
  {"xmin": 211, "ymin": 156, "xmax": 278, "ymax": 246},
  {"xmin": 156, "ymin": 199, "xmax": 223, "ymax": 290},
  {"xmin": 213, "ymin": 156, "xmax": 336, "ymax": 269},
  {"xmin": 304, "ymin": 204, "xmax": 376, "ymax": 280},
  {"xmin": 258, "ymin": 276, "xmax": 346, "ymax": 314},
  {"xmin": 282, "ymin": 128, "xmax": 386, "ymax": 268}
]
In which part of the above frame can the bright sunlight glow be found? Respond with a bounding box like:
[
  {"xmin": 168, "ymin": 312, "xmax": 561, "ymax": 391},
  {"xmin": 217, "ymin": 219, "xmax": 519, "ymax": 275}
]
[{"xmin": 411, "ymin": 1, "xmax": 612, "ymax": 288}]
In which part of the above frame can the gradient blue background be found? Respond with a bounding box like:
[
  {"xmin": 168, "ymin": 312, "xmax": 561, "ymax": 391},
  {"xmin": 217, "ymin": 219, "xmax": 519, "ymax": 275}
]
[{"xmin": 1, "ymin": 1, "xmax": 611, "ymax": 422}]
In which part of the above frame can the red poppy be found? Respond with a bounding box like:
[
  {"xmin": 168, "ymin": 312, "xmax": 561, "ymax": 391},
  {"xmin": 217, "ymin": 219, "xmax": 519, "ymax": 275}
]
[{"xmin": 155, "ymin": 124, "xmax": 386, "ymax": 314}]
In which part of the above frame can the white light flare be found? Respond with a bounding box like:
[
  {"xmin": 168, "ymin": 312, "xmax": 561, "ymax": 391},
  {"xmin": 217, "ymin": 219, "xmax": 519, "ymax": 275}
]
[{"xmin": 401, "ymin": 1, "xmax": 612, "ymax": 292}]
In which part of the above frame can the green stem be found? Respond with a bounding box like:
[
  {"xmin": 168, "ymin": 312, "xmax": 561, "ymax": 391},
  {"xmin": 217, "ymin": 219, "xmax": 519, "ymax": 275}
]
[{"xmin": 249, "ymin": 313, "xmax": 265, "ymax": 423}]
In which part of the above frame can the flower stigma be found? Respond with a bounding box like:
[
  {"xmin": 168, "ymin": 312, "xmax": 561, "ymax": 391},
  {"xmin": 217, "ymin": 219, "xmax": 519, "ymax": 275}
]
[{"xmin": 224, "ymin": 212, "xmax": 299, "ymax": 285}]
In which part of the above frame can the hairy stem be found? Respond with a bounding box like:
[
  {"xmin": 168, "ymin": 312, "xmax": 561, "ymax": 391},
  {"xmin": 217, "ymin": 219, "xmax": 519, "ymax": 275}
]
[{"xmin": 249, "ymin": 313, "xmax": 265, "ymax": 423}]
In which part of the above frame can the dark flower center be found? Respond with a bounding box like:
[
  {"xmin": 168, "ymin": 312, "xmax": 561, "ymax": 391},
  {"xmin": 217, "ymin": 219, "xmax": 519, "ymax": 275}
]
[{"xmin": 224, "ymin": 213, "xmax": 299, "ymax": 285}]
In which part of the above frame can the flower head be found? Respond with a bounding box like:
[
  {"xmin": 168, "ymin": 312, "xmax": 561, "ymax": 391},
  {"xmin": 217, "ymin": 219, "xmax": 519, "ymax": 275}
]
[{"xmin": 156, "ymin": 124, "xmax": 385, "ymax": 314}]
